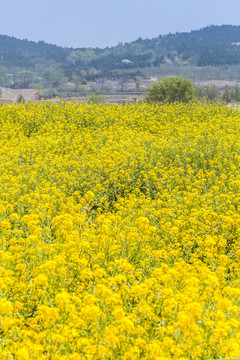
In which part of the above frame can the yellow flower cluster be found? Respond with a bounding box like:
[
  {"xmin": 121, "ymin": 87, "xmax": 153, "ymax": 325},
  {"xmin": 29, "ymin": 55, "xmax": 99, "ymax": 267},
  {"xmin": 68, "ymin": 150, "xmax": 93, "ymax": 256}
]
[{"xmin": 1, "ymin": 101, "xmax": 240, "ymax": 359}]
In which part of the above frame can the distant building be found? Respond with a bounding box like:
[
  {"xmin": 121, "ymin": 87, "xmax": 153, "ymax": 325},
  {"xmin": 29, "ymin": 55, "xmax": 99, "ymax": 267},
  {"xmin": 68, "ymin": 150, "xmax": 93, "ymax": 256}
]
[{"xmin": 121, "ymin": 59, "xmax": 133, "ymax": 64}]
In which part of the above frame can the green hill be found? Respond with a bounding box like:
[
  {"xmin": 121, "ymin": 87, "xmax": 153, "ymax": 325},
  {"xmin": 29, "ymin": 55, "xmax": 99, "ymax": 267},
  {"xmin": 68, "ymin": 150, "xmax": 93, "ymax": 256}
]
[{"xmin": 1, "ymin": 25, "xmax": 240, "ymax": 87}]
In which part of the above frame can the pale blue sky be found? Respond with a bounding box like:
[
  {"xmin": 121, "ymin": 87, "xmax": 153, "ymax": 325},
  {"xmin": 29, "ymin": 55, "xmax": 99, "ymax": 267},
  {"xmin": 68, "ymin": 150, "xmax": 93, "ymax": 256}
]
[{"xmin": 1, "ymin": 0, "xmax": 240, "ymax": 48}]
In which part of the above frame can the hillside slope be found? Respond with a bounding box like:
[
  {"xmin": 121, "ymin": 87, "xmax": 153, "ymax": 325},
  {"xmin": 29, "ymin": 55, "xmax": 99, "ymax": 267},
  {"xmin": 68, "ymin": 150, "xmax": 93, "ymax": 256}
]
[{"xmin": 1, "ymin": 25, "xmax": 240, "ymax": 84}]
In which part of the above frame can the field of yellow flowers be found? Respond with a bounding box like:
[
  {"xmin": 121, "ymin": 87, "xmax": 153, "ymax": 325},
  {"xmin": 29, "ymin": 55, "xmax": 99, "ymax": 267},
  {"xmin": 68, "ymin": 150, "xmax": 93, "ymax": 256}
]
[{"xmin": 1, "ymin": 101, "xmax": 240, "ymax": 359}]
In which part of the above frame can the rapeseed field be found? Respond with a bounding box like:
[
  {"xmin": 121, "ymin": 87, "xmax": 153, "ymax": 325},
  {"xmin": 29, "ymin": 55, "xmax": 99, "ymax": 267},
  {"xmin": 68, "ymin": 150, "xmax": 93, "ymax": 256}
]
[{"xmin": 1, "ymin": 101, "xmax": 240, "ymax": 359}]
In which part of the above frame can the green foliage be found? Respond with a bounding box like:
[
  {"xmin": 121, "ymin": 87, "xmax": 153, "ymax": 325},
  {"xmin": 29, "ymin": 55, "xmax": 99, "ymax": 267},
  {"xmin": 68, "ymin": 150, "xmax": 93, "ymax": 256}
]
[
  {"xmin": 38, "ymin": 88, "xmax": 59, "ymax": 100},
  {"xmin": 17, "ymin": 94, "xmax": 25, "ymax": 104},
  {"xmin": 87, "ymin": 94, "xmax": 105, "ymax": 104},
  {"xmin": 80, "ymin": 78, "xmax": 87, "ymax": 85},
  {"xmin": 29, "ymin": 83, "xmax": 44, "ymax": 91},
  {"xmin": 194, "ymin": 85, "xmax": 206, "ymax": 99},
  {"xmin": 195, "ymin": 84, "xmax": 220, "ymax": 102},
  {"xmin": 2, "ymin": 25, "xmax": 240, "ymax": 83},
  {"xmin": 195, "ymin": 83, "xmax": 240, "ymax": 103},
  {"xmin": 222, "ymin": 84, "xmax": 240, "ymax": 103},
  {"xmin": 146, "ymin": 77, "xmax": 195, "ymax": 104},
  {"xmin": 135, "ymin": 76, "xmax": 142, "ymax": 90},
  {"xmin": 42, "ymin": 67, "xmax": 65, "ymax": 88},
  {"xmin": 205, "ymin": 85, "xmax": 220, "ymax": 101},
  {"xmin": 73, "ymin": 85, "xmax": 87, "ymax": 96},
  {"xmin": 222, "ymin": 87, "xmax": 235, "ymax": 104},
  {"xmin": 233, "ymin": 84, "xmax": 240, "ymax": 102}
]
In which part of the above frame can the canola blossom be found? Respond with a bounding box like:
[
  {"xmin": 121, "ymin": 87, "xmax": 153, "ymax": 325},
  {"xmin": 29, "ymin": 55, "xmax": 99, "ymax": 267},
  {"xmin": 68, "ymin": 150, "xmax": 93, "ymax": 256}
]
[{"xmin": 0, "ymin": 101, "xmax": 240, "ymax": 359}]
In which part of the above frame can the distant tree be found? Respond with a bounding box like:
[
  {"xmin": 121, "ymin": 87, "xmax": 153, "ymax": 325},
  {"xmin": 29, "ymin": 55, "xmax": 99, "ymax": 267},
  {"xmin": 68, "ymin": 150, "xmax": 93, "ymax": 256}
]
[
  {"xmin": 87, "ymin": 94, "xmax": 105, "ymax": 104},
  {"xmin": 38, "ymin": 88, "xmax": 59, "ymax": 100},
  {"xmin": 29, "ymin": 82, "xmax": 43, "ymax": 91},
  {"xmin": 12, "ymin": 71, "xmax": 33, "ymax": 89},
  {"xmin": 42, "ymin": 67, "xmax": 65, "ymax": 88},
  {"xmin": 80, "ymin": 78, "xmax": 87, "ymax": 85},
  {"xmin": 195, "ymin": 85, "xmax": 206, "ymax": 99},
  {"xmin": 222, "ymin": 86, "xmax": 234, "ymax": 103},
  {"xmin": 119, "ymin": 77, "xmax": 128, "ymax": 91},
  {"xmin": 73, "ymin": 85, "xmax": 87, "ymax": 96},
  {"xmin": 135, "ymin": 76, "xmax": 142, "ymax": 90},
  {"xmin": 46, "ymin": 88, "xmax": 59, "ymax": 99},
  {"xmin": 233, "ymin": 84, "xmax": 240, "ymax": 102},
  {"xmin": 146, "ymin": 77, "xmax": 195, "ymax": 103},
  {"xmin": 205, "ymin": 84, "xmax": 220, "ymax": 101},
  {"xmin": 17, "ymin": 94, "xmax": 25, "ymax": 103}
]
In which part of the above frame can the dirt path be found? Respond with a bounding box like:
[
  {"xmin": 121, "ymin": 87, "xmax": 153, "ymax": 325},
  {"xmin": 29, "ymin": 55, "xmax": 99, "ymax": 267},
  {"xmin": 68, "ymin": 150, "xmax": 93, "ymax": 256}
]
[{"xmin": 0, "ymin": 88, "xmax": 39, "ymax": 102}]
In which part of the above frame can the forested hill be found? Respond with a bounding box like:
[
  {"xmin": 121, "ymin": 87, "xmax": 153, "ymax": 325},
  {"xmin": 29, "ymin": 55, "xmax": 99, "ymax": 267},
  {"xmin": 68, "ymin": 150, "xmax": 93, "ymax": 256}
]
[
  {"xmin": 1, "ymin": 25, "xmax": 240, "ymax": 78},
  {"xmin": 0, "ymin": 35, "xmax": 69, "ymax": 67}
]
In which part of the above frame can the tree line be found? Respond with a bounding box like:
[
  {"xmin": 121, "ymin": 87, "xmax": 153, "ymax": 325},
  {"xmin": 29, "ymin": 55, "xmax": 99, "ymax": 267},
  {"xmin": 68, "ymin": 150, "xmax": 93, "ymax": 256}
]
[
  {"xmin": 146, "ymin": 77, "xmax": 240, "ymax": 104},
  {"xmin": 2, "ymin": 25, "xmax": 240, "ymax": 86}
]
